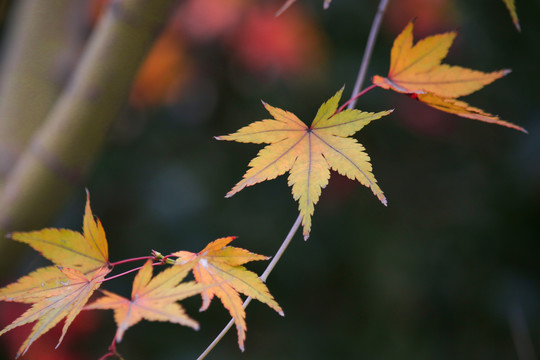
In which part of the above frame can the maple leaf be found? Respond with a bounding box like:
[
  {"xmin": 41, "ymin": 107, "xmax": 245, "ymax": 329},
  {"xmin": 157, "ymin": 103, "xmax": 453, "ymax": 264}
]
[
  {"xmin": 502, "ymin": 0, "xmax": 520, "ymax": 31},
  {"xmin": 372, "ymin": 20, "xmax": 525, "ymax": 132},
  {"xmin": 0, "ymin": 266, "xmax": 109, "ymax": 358},
  {"xmin": 216, "ymin": 88, "xmax": 391, "ymax": 239},
  {"xmin": 412, "ymin": 93, "xmax": 525, "ymax": 130},
  {"xmin": 372, "ymin": 20, "xmax": 508, "ymax": 98},
  {"xmin": 173, "ymin": 236, "xmax": 283, "ymax": 351},
  {"xmin": 85, "ymin": 260, "xmax": 203, "ymax": 342},
  {"xmin": 0, "ymin": 191, "xmax": 111, "ymax": 357},
  {"xmin": 7, "ymin": 190, "xmax": 110, "ymax": 273}
]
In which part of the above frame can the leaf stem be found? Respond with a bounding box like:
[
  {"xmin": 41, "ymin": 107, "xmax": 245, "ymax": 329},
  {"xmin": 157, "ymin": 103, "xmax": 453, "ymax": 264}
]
[
  {"xmin": 99, "ymin": 262, "xmax": 161, "ymax": 283},
  {"xmin": 99, "ymin": 338, "xmax": 125, "ymax": 360},
  {"xmin": 108, "ymin": 256, "xmax": 153, "ymax": 267},
  {"xmin": 336, "ymin": 84, "xmax": 377, "ymax": 114},
  {"xmin": 197, "ymin": 214, "xmax": 303, "ymax": 360},
  {"xmin": 347, "ymin": 0, "xmax": 389, "ymax": 110}
]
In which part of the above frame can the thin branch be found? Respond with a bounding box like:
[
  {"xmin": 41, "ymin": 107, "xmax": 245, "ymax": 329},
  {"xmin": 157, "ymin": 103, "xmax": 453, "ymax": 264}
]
[
  {"xmin": 509, "ymin": 304, "xmax": 537, "ymax": 360},
  {"xmin": 108, "ymin": 256, "xmax": 153, "ymax": 267},
  {"xmin": 99, "ymin": 338, "xmax": 125, "ymax": 360},
  {"xmin": 198, "ymin": 2, "xmax": 390, "ymax": 357},
  {"xmin": 347, "ymin": 0, "xmax": 389, "ymax": 110},
  {"xmin": 99, "ymin": 262, "xmax": 161, "ymax": 283},
  {"xmin": 337, "ymin": 84, "xmax": 377, "ymax": 114},
  {"xmin": 275, "ymin": 0, "xmax": 296, "ymax": 17},
  {"xmin": 197, "ymin": 214, "xmax": 303, "ymax": 360},
  {"xmin": 260, "ymin": 214, "xmax": 302, "ymax": 281}
]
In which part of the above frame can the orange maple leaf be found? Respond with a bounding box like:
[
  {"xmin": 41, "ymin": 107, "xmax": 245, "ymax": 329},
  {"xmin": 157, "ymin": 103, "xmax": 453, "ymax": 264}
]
[
  {"xmin": 217, "ymin": 88, "xmax": 391, "ymax": 239},
  {"xmin": 173, "ymin": 236, "xmax": 283, "ymax": 351},
  {"xmin": 372, "ymin": 20, "xmax": 525, "ymax": 132},
  {"xmin": 0, "ymin": 191, "xmax": 111, "ymax": 357},
  {"xmin": 85, "ymin": 260, "xmax": 203, "ymax": 342}
]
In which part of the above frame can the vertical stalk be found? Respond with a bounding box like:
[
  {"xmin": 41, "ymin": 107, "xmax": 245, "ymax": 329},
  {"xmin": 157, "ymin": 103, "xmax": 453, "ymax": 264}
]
[
  {"xmin": 197, "ymin": 214, "xmax": 303, "ymax": 360},
  {"xmin": 347, "ymin": 0, "xmax": 389, "ymax": 110},
  {"xmin": 197, "ymin": 0, "xmax": 391, "ymax": 357},
  {"xmin": 0, "ymin": 0, "xmax": 86, "ymax": 186},
  {"xmin": 0, "ymin": 0, "xmax": 179, "ymax": 247}
]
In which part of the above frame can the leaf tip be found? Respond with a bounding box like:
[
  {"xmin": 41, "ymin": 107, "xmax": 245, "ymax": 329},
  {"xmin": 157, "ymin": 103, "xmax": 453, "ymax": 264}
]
[
  {"xmin": 502, "ymin": 69, "xmax": 512, "ymax": 76},
  {"xmin": 278, "ymin": 310, "xmax": 285, "ymax": 317},
  {"xmin": 303, "ymin": 234, "xmax": 309, "ymax": 241},
  {"xmin": 5, "ymin": 233, "xmax": 12, "ymax": 239},
  {"xmin": 214, "ymin": 136, "xmax": 223, "ymax": 141}
]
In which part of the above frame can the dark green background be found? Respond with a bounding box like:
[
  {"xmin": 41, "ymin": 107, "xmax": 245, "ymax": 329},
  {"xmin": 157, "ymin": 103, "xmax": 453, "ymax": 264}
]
[{"xmin": 1, "ymin": 0, "xmax": 539, "ymax": 359}]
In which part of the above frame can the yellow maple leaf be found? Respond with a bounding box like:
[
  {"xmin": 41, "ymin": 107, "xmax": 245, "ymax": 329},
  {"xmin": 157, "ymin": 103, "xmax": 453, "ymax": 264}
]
[
  {"xmin": 173, "ymin": 236, "xmax": 283, "ymax": 351},
  {"xmin": 217, "ymin": 88, "xmax": 391, "ymax": 239},
  {"xmin": 85, "ymin": 260, "xmax": 203, "ymax": 342},
  {"xmin": 0, "ymin": 191, "xmax": 112, "ymax": 357},
  {"xmin": 8, "ymin": 190, "xmax": 109, "ymax": 273},
  {"xmin": 372, "ymin": 20, "xmax": 525, "ymax": 132}
]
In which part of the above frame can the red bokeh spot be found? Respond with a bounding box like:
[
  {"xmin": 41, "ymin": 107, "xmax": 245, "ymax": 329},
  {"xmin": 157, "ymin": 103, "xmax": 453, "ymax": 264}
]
[
  {"xmin": 174, "ymin": 0, "xmax": 249, "ymax": 42},
  {"xmin": 384, "ymin": 0, "xmax": 457, "ymax": 36},
  {"xmin": 0, "ymin": 302, "xmax": 101, "ymax": 359},
  {"xmin": 227, "ymin": 6, "xmax": 325, "ymax": 76}
]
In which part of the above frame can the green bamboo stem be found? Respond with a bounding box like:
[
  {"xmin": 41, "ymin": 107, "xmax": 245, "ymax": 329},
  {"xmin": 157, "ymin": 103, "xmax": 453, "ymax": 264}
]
[
  {"xmin": 0, "ymin": 0, "xmax": 84, "ymax": 186},
  {"xmin": 0, "ymin": 0, "xmax": 179, "ymax": 247}
]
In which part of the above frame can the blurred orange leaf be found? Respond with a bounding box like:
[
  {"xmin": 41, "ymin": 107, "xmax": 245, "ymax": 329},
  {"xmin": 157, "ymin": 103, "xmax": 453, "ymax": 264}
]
[
  {"xmin": 217, "ymin": 89, "xmax": 391, "ymax": 239},
  {"xmin": 130, "ymin": 30, "xmax": 190, "ymax": 108},
  {"xmin": 173, "ymin": 236, "xmax": 283, "ymax": 351}
]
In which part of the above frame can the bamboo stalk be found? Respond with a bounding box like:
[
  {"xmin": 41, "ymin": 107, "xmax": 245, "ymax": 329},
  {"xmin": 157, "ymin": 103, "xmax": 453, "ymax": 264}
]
[
  {"xmin": 0, "ymin": 0, "xmax": 179, "ymax": 247},
  {"xmin": 0, "ymin": 0, "xmax": 85, "ymax": 185}
]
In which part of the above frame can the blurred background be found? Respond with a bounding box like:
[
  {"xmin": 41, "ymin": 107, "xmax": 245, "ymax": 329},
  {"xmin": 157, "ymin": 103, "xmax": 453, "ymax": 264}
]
[{"xmin": 0, "ymin": 0, "xmax": 539, "ymax": 359}]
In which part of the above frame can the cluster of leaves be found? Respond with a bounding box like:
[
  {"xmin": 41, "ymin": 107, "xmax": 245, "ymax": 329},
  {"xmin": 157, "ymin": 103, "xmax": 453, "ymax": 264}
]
[
  {"xmin": 218, "ymin": 20, "xmax": 524, "ymax": 240},
  {"xmin": 0, "ymin": 193, "xmax": 281, "ymax": 358},
  {"xmin": 0, "ymin": 10, "xmax": 526, "ymax": 359}
]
